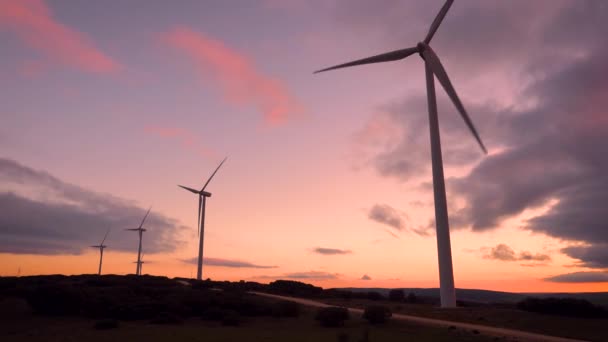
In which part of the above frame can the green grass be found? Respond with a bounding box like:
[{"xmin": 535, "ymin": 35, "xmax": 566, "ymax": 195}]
[
  {"xmin": 1, "ymin": 310, "xmax": 497, "ymax": 342},
  {"xmin": 323, "ymin": 298, "xmax": 608, "ymax": 342}
]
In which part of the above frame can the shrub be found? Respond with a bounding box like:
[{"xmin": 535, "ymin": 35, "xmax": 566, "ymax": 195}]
[
  {"xmin": 366, "ymin": 291, "xmax": 383, "ymax": 301},
  {"xmin": 406, "ymin": 293, "xmax": 418, "ymax": 303},
  {"xmin": 221, "ymin": 310, "xmax": 242, "ymax": 326},
  {"xmin": 388, "ymin": 289, "xmax": 405, "ymax": 302},
  {"xmin": 362, "ymin": 305, "xmax": 392, "ymax": 324},
  {"xmin": 272, "ymin": 300, "xmax": 301, "ymax": 318},
  {"xmin": 315, "ymin": 306, "xmax": 349, "ymax": 327},
  {"xmin": 94, "ymin": 319, "xmax": 119, "ymax": 330}
]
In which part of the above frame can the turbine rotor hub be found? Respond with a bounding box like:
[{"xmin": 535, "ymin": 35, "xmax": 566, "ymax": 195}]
[{"xmin": 417, "ymin": 42, "xmax": 426, "ymax": 57}]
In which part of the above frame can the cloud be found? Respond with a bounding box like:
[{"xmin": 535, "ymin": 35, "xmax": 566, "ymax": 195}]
[
  {"xmin": 368, "ymin": 204, "xmax": 406, "ymax": 230},
  {"xmin": 361, "ymin": 274, "xmax": 371, "ymax": 280},
  {"xmin": 0, "ymin": 0, "xmax": 120, "ymax": 73},
  {"xmin": 162, "ymin": 27, "xmax": 300, "ymax": 125},
  {"xmin": 482, "ymin": 244, "xmax": 551, "ymax": 264},
  {"xmin": 144, "ymin": 125, "xmax": 216, "ymax": 158},
  {"xmin": 561, "ymin": 245, "xmax": 608, "ymax": 269},
  {"xmin": 312, "ymin": 247, "xmax": 352, "ymax": 255},
  {"xmin": 282, "ymin": 271, "xmax": 339, "ymax": 280},
  {"xmin": 182, "ymin": 257, "xmax": 277, "ymax": 269},
  {"xmin": 0, "ymin": 158, "xmax": 185, "ymax": 254},
  {"xmin": 544, "ymin": 271, "xmax": 608, "ymax": 283}
]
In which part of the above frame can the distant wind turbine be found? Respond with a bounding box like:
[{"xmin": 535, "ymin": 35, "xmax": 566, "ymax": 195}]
[
  {"xmin": 134, "ymin": 252, "xmax": 146, "ymax": 275},
  {"xmin": 91, "ymin": 228, "xmax": 110, "ymax": 275},
  {"xmin": 127, "ymin": 207, "xmax": 151, "ymax": 276},
  {"xmin": 178, "ymin": 157, "xmax": 227, "ymax": 280},
  {"xmin": 314, "ymin": 0, "xmax": 486, "ymax": 308}
]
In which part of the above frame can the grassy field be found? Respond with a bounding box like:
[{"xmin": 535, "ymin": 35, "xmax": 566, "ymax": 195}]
[
  {"xmin": 322, "ymin": 298, "xmax": 607, "ymax": 342},
  {"xmin": 0, "ymin": 309, "xmax": 500, "ymax": 342}
]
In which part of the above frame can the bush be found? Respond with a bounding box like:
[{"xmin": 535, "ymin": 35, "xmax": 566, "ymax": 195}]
[
  {"xmin": 94, "ymin": 319, "xmax": 119, "ymax": 330},
  {"xmin": 366, "ymin": 291, "xmax": 383, "ymax": 301},
  {"xmin": 388, "ymin": 289, "xmax": 405, "ymax": 302},
  {"xmin": 362, "ymin": 305, "xmax": 392, "ymax": 324},
  {"xmin": 272, "ymin": 300, "xmax": 301, "ymax": 317},
  {"xmin": 315, "ymin": 306, "xmax": 349, "ymax": 327},
  {"xmin": 221, "ymin": 310, "xmax": 242, "ymax": 326},
  {"xmin": 517, "ymin": 297, "xmax": 608, "ymax": 318},
  {"xmin": 406, "ymin": 293, "xmax": 418, "ymax": 303},
  {"xmin": 150, "ymin": 311, "xmax": 183, "ymax": 325}
]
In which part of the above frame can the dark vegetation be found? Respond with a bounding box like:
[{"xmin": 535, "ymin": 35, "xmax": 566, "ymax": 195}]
[
  {"xmin": 517, "ymin": 297, "xmax": 608, "ymax": 318},
  {"xmin": 362, "ymin": 305, "xmax": 392, "ymax": 324},
  {"xmin": 315, "ymin": 306, "xmax": 350, "ymax": 327},
  {"xmin": 0, "ymin": 275, "xmax": 303, "ymax": 325}
]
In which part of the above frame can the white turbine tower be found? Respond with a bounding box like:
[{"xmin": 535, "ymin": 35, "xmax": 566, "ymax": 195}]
[
  {"xmin": 91, "ymin": 229, "xmax": 110, "ymax": 275},
  {"xmin": 127, "ymin": 207, "xmax": 151, "ymax": 276},
  {"xmin": 178, "ymin": 157, "xmax": 227, "ymax": 281},
  {"xmin": 315, "ymin": 0, "xmax": 486, "ymax": 308}
]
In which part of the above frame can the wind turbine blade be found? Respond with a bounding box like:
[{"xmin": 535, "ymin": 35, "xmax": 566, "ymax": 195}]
[
  {"xmin": 422, "ymin": 46, "xmax": 487, "ymax": 154},
  {"xmin": 424, "ymin": 0, "xmax": 454, "ymax": 44},
  {"xmin": 100, "ymin": 228, "xmax": 110, "ymax": 245},
  {"xmin": 126, "ymin": 228, "xmax": 139, "ymax": 231},
  {"xmin": 178, "ymin": 185, "xmax": 200, "ymax": 194},
  {"xmin": 201, "ymin": 157, "xmax": 228, "ymax": 191},
  {"xmin": 138, "ymin": 207, "xmax": 152, "ymax": 229},
  {"xmin": 197, "ymin": 195, "xmax": 202, "ymax": 237},
  {"xmin": 91, "ymin": 245, "xmax": 100, "ymax": 248},
  {"xmin": 314, "ymin": 47, "xmax": 419, "ymax": 74}
]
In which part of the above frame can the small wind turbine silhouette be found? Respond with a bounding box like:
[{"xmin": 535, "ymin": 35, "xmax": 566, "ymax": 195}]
[
  {"xmin": 178, "ymin": 157, "xmax": 227, "ymax": 280},
  {"xmin": 315, "ymin": 0, "xmax": 486, "ymax": 308},
  {"xmin": 127, "ymin": 207, "xmax": 151, "ymax": 276},
  {"xmin": 91, "ymin": 228, "xmax": 110, "ymax": 275}
]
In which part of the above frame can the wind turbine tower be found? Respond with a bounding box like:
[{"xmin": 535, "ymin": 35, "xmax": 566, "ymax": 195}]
[
  {"xmin": 127, "ymin": 208, "xmax": 151, "ymax": 276},
  {"xmin": 314, "ymin": 0, "xmax": 487, "ymax": 307},
  {"xmin": 179, "ymin": 157, "xmax": 227, "ymax": 280},
  {"xmin": 91, "ymin": 229, "xmax": 110, "ymax": 275}
]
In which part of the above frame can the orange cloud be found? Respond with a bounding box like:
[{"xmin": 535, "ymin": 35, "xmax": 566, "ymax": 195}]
[
  {"xmin": 162, "ymin": 27, "xmax": 300, "ymax": 125},
  {"xmin": 0, "ymin": 0, "xmax": 120, "ymax": 73},
  {"xmin": 144, "ymin": 125, "xmax": 216, "ymax": 158}
]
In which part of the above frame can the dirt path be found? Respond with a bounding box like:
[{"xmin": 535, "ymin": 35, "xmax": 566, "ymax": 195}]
[{"xmin": 251, "ymin": 292, "xmax": 588, "ymax": 342}]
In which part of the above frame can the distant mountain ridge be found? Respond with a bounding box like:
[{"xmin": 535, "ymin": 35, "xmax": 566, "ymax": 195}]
[{"xmin": 336, "ymin": 287, "xmax": 608, "ymax": 307}]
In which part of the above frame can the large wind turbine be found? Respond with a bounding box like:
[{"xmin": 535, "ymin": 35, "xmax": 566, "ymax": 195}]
[
  {"xmin": 91, "ymin": 229, "xmax": 110, "ymax": 275},
  {"xmin": 178, "ymin": 157, "xmax": 227, "ymax": 281},
  {"xmin": 127, "ymin": 207, "xmax": 151, "ymax": 276},
  {"xmin": 315, "ymin": 0, "xmax": 486, "ymax": 308}
]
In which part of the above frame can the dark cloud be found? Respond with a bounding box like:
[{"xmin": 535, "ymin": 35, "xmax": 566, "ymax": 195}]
[
  {"xmin": 361, "ymin": 274, "xmax": 371, "ymax": 280},
  {"xmin": 482, "ymin": 244, "xmax": 551, "ymax": 264},
  {"xmin": 313, "ymin": 247, "xmax": 352, "ymax": 255},
  {"xmin": 0, "ymin": 158, "xmax": 185, "ymax": 254},
  {"xmin": 182, "ymin": 257, "xmax": 278, "ymax": 269},
  {"xmin": 544, "ymin": 271, "xmax": 608, "ymax": 283},
  {"xmin": 343, "ymin": 1, "xmax": 608, "ymax": 269},
  {"xmin": 368, "ymin": 204, "xmax": 406, "ymax": 230},
  {"xmin": 561, "ymin": 245, "xmax": 608, "ymax": 269}
]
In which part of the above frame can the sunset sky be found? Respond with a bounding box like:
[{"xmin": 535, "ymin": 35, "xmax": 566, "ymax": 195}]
[{"xmin": 1, "ymin": 0, "xmax": 607, "ymax": 293}]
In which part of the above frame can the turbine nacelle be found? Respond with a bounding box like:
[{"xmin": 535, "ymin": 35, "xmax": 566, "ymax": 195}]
[{"xmin": 201, "ymin": 191, "xmax": 212, "ymax": 197}]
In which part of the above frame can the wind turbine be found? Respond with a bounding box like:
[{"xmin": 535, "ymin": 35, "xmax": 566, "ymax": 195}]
[
  {"xmin": 314, "ymin": 0, "xmax": 486, "ymax": 308},
  {"xmin": 178, "ymin": 157, "xmax": 227, "ymax": 281},
  {"xmin": 91, "ymin": 228, "xmax": 110, "ymax": 275},
  {"xmin": 127, "ymin": 207, "xmax": 151, "ymax": 276}
]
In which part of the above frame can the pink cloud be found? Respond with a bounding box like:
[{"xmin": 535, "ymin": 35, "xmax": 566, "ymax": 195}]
[
  {"xmin": 0, "ymin": 0, "xmax": 120, "ymax": 73},
  {"xmin": 144, "ymin": 125, "xmax": 216, "ymax": 158},
  {"xmin": 162, "ymin": 27, "xmax": 300, "ymax": 125}
]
